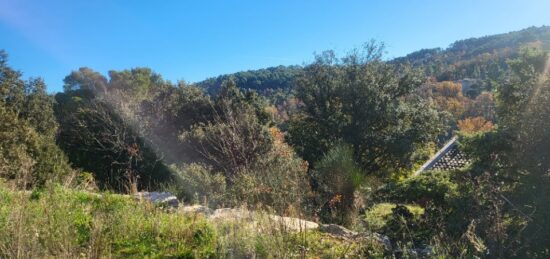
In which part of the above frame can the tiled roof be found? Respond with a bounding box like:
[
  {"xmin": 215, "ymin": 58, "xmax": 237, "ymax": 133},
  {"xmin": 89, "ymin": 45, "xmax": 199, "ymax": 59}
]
[{"xmin": 414, "ymin": 136, "xmax": 470, "ymax": 175}]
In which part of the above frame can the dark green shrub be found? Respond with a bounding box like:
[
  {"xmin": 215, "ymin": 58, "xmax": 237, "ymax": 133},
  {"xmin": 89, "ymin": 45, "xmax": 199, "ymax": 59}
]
[
  {"xmin": 0, "ymin": 104, "xmax": 72, "ymax": 187},
  {"xmin": 55, "ymin": 91, "xmax": 174, "ymax": 191}
]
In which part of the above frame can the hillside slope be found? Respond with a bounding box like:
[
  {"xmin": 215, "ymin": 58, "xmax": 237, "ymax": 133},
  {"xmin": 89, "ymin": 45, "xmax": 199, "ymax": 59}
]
[
  {"xmin": 393, "ymin": 25, "xmax": 550, "ymax": 81},
  {"xmin": 195, "ymin": 65, "xmax": 302, "ymax": 95},
  {"xmin": 195, "ymin": 26, "xmax": 550, "ymax": 93}
]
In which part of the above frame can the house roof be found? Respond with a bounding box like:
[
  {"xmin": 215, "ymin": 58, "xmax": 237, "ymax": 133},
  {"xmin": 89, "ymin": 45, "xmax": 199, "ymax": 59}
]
[{"xmin": 414, "ymin": 136, "xmax": 470, "ymax": 175}]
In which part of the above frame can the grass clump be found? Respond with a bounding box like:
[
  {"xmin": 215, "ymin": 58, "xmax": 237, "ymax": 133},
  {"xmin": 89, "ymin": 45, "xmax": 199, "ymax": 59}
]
[
  {"xmin": 365, "ymin": 203, "xmax": 425, "ymax": 232},
  {"xmin": 0, "ymin": 183, "xmax": 216, "ymax": 258}
]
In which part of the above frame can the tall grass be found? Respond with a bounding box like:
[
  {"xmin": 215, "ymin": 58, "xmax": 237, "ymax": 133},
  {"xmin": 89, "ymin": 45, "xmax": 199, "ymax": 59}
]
[
  {"xmin": 0, "ymin": 182, "xmax": 216, "ymax": 258},
  {"xmin": 0, "ymin": 181, "xmax": 387, "ymax": 258},
  {"xmin": 211, "ymin": 209, "xmax": 386, "ymax": 258}
]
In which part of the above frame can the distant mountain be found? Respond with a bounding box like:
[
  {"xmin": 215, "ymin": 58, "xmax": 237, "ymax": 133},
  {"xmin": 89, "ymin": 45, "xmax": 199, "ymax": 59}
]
[
  {"xmin": 194, "ymin": 65, "xmax": 302, "ymax": 95},
  {"xmin": 195, "ymin": 26, "xmax": 550, "ymax": 94},
  {"xmin": 393, "ymin": 26, "xmax": 550, "ymax": 81}
]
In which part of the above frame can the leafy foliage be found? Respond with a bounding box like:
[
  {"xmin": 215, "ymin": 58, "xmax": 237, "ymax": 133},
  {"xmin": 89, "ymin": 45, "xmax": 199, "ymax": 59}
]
[
  {"xmin": 55, "ymin": 90, "xmax": 174, "ymax": 191},
  {"xmin": 180, "ymin": 82, "xmax": 309, "ymax": 212},
  {"xmin": 485, "ymin": 46, "xmax": 550, "ymax": 257},
  {"xmin": 0, "ymin": 104, "xmax": 71, "ymax": 186},
  {"xmin": 182, "ymin": 81, "xmax": 273, "ymax": 178},
  {"xmin": 0, "ymin": 51, "xmax": 71, "ymax": 187},
  {"xmin": 288, "ymin": 43, "xmax": 442, "ymax": 177},
  {"xmin": 457, "ymin": 116, "xmax": 494, "ymax": 134},
  {"xmin": 400, "ymin": 45, "xmax": 550, "ymax": 258}
]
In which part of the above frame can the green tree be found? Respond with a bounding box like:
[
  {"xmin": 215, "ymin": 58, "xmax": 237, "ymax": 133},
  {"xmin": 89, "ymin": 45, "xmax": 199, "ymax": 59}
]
[
  {"xmin": 0, "ymin": 50, "xmax": 72, "ymax": 187},
  {"xmin": 0, "ymin": 104, "xmax": 71, "ymax": 187},
  {"xmin": 183, "ymin": 81, "xmax": 273, "ymax": 179},
  {"xmin": 491, "ymin": 46, "xmax": 550, "ymax": 257},
  {"xmin": 0, "ymin": 50, "xmax": 26, "ymax": 114},
  {"xmin": 21, "ymin": 78, "xmax": 59, "ymax": 138},
  {"xmin": 288, "ymin": 43, "xmax": 441, "ymax": 177},
  {"xmin": 446, "ymin": 46, "xmax": 550, "ymax": 257},
  {"xmin": 178, "ymin": 81, "xmax": 310, "ymax": 213},
  {"xmin": 55, "ymin": 90, "xmax": 173, "ymax": 191},
  {"xmin": 63, "ymin": 67, "xmax": 108, "ymax": 94}
]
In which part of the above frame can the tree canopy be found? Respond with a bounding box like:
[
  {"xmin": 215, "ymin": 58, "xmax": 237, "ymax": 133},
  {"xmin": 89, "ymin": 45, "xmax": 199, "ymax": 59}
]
[{"xmin": 287, "ymin": 43, "xmax": 442, "ymax": 177}]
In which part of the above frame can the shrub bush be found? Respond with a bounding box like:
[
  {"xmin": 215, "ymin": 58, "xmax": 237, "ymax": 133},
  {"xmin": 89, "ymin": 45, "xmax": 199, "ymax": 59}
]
[
  {"xmin": 0, "ymin": 104, "xmax": 72, "ymax": 187},
  {"xmin": 173, "ymin": 128, "xmax": 310, "ymax": 215}
]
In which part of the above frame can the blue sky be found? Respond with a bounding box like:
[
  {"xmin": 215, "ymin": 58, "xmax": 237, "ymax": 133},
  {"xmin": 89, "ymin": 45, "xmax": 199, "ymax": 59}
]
[{"xmin": 1, "ymin": 0, "xmax": 550, "ymax": 92}]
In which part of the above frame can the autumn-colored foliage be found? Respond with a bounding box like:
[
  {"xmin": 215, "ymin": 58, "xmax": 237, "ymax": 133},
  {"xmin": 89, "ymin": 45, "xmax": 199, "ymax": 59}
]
[
  {"xmin": 269, "ymin": 127, "xmax": 293, "ymax": 159},
  {"xmin": 431, "ymin": 81, "xmax": 470, "ymax": 118},
  {"xmin": 457, "ymin": 116, "xmax": 494, "ymax": 134},
  {"xmin": 434, "ymin": 81, "xmax": 463, "ymax": 98},
  {"xmin": 465, "ymin": 92, "xmax": 496, "ymax": 121}
]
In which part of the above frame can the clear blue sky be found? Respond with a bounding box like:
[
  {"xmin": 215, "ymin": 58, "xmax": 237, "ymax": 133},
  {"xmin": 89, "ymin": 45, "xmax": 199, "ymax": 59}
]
[{"xmin": 1, "ymin": 0, "xmax": 550, "ymax": 92}]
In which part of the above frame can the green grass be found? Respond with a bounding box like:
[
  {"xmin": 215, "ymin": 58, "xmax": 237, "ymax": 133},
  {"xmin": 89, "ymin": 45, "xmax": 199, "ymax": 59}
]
[
  {"xmin": 365, "ymin": 203, "xmax": 425, "ymax": 232},
  {"xmin": 0, "ymin": 184, "xmax": 216, "ymax": 258},
  {"xmin": 0, "ymin": 182, "xmax": 387, "ymax": 258}
]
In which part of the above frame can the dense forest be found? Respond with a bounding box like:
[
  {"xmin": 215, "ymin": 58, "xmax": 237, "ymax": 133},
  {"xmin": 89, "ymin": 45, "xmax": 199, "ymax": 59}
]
[{"xmin": 1, "ymin": 26, "xmax": 550, "ymax": 257}]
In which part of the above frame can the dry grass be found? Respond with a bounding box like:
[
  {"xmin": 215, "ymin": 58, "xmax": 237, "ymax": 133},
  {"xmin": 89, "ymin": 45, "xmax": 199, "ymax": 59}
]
[{"xmin": 0, "ymin": 181, "xmax": 387, "ymax": 258}]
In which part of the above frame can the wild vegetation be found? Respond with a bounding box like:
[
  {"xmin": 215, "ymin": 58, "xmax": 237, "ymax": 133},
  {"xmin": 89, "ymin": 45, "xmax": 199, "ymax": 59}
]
[{"xmin": 1, "ymin": 26, "xmax": 550, "ymax": 258}]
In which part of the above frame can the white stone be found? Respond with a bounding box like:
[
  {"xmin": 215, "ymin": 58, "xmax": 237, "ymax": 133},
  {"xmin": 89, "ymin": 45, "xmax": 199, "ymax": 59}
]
[
  {"xmin": 134, "ymin": 192, "xmax": 179, "ymax": 208},
  {"xmin": 180, "ymin": 204, "xmax": 213, "ymax": 215},
  {"xmin": 268, "ymin": 215, "xmax": 319, "ymax": 231}
]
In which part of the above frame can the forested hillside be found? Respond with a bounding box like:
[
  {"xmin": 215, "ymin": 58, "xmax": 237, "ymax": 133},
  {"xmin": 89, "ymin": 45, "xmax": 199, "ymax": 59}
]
[
  {"xmin": 196, "ymin": 26, "xmax": 550, "ymax": 96},
  {"xmin": 394, "ymin": 26, "xmax": 550, "ymax": 84},
  {"xmin": 195, "ymin": 65, "xmax": 302, "ymax": 95},
  {"xmin": 1, "ymin": 26, "xmax": 550, "ymax": 257}
]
